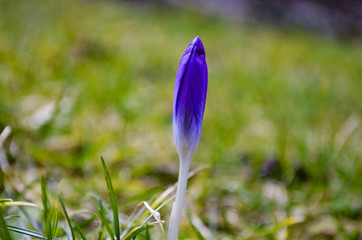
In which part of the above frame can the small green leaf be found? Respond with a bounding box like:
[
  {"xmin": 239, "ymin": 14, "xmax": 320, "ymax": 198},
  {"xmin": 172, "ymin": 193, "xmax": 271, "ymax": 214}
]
[
  {"xmin": 124, "ymin": 225, "xmax": 153, "ymax": 240},
  {"xmin": 0, "ymin": 201, "xmax": 38, "ymax": 207},
  {"xmin": 4, "ymin": 215, "xmax": 20, "ymax": 220},
  {"xmin": 74, "ymin": 220, "xmax": 87, "ymax": 240},
  {"xmin": 145, "ymin": 225, "xmax": 150, "ymax": 240},
  {"xmin": 51, "ymin": 210, "xmax": 58, "ymax": 237},
  {"xmin": 0, "ymin": 208, "xmax": 12, "ymax": 240},
  {"xmin": 96, "ymin": 228, "xmax": 103, "ymax": 240},
  {"xmin": 7, "ymin": 225, "xmax": 59, "ymax": 240},
  {"xmin": 101, "ymin": 156, "xmax": 120, "ymax": 240},
  {"xmin": 97, "ymin": 207, "xmax": 115, "ymax": 240},
  {"xmin": 41, "ymin": 176, "xmax": 52, "ymax": 240},
  {"xmin": 59, "ymin": 194, "xmax": 76, "ymax": 240}
]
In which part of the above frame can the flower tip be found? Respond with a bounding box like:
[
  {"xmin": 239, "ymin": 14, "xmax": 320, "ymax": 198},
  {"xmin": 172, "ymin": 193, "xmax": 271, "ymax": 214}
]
[
  {"xmin": 192, "ymin": 36, "xmax": 205, "ymax": 55},
  {"xmin": 192, "ymin": 36, "xmax": 201, "ymax": 45}
]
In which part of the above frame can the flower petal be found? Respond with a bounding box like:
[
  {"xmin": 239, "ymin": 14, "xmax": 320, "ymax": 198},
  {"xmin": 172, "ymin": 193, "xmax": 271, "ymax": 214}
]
[{"xmin": 173, "ymin": 36, "xmax": 208, "ymax": 160}]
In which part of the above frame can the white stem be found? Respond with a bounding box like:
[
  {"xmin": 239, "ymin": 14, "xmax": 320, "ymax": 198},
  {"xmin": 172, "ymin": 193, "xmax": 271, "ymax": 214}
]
[{"xmin": 167, "ymin": 158, "xmax": 191, "ymax": 240}]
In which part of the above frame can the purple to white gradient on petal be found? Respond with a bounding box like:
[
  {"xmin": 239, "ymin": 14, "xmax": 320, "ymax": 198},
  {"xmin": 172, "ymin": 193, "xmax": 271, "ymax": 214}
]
[{"xmin": 173, "ymin": 36, "xmax": 208, "ymax": 161}]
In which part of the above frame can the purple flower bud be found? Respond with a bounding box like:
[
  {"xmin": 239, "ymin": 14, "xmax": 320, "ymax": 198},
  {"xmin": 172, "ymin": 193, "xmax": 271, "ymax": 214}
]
[{"xmin": 173, "ymin": 36, "xmax": 208, "ymax": 161}]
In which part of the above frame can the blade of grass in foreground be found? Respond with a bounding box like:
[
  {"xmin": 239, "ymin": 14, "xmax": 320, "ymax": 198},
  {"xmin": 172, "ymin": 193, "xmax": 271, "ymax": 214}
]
[
  {"xmin": 7, "ymin": 225, "xmax": 59, "ymax": 240},
  {"xmin": 97, "ymin": 199, "xmax": 115, "ymax": 240},
  {"xmin": 0, "ymin": 208, "xmax": 12, "ymax": 240},
  {"xmin": 51, "ymin": 210, "xmax": 58, "ymax": 237},
  {"xmin": 145, "ymin": 225, "xmax": 150, "ymax": 240},
  {"xmin": 96, "ymin": 228, "xmax": 103, "ymax": 240},
  {"xmin": 58, "ymin": 194, "xmax": 76, "ymax": 240},
  {"xmin": 0, "ymin": 200, "xmax": 37, "ymax": 207},
  {"xmin": 101, "ymin": 156, "xmax": 120, "ymax": 240},
  {"xmin": 74, "ymin": 220, "xmax": 87, "ymax": 240},
  {"xmin": 41, "ymin": 176, "xmax": 52, "ymax": 240},
  {"xmin": 123, "ymin": 225, "xmax": 153, "ymax": 240}
]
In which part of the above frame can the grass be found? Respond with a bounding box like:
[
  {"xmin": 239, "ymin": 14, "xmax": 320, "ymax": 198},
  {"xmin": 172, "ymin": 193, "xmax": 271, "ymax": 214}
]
[
  {"xmin": 0, "ymin": 0, "xmax": 361, "ymax": 239},
  {"xmin": 101, "ymin": 157, "xmax": 120, "ymax": 240}
]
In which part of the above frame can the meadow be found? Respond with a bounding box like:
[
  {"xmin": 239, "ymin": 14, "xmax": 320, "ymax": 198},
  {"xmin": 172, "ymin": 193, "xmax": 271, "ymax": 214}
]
[{"xmin": 0, "ymin": 0, "xmax": 361, "ymax": 239}]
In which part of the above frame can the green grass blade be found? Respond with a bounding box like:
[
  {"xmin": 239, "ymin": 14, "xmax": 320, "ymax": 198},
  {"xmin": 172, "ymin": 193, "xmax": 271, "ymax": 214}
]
[
  {"xmin": 51, "ymin": 210, "xmax": 58, "ymax": 237},
  {"xmin": 96, "ymin": 229, "xmax": 103, "ymax": 240},
  {"xmin": 123, "ymin": 225, "xmax": 153, "ymax": 240},
  {"xmin": 41, "ymin": 176, "xmax": 52, "ymax": 240},
  {"xmin": 101, "ymin": 156, "xmax": 120, "ymax": 240},
  {"xmin": 3, "ymin": 215, "xmax": 20, "ymax": 220},
  {"xmin": 97, "ymin": 208, "xmax": 115, "ymax": 240},
  {"xmin": 145, "ymin": 225, "xmax": 150, "ymax": 240},
  {"xmin": 41, "ymin": 177, "xmax": 49, "ymax": 217},
  {"xmin": 7, "ymin": 225, "xmax": 59, "ymax": 240},
  {"xmin": 0, "ymin": 201, "xmax": 37, "ymax": 207},
  {"xmin": 0, "ymin": 208, "xmax": 12, "ymax": 240},
  {"xmin": 74, "ymin": 220, "xmax": 87, "ymax": 240},
  {"xmin": 58, "ymin": 194, "xmax": 76, "ymax": 240}
]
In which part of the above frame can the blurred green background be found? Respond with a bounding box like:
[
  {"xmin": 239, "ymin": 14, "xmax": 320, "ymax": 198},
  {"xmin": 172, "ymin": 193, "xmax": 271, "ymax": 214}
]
[{"xmin": 0, "ymin": 0, "xmax": 361, "ymax": 239}]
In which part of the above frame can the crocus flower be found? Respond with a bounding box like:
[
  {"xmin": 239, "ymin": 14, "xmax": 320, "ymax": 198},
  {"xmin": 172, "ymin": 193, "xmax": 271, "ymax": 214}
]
[{"xmin": 168, "ymin": 36, "xmax": 208, "ymax": 240}]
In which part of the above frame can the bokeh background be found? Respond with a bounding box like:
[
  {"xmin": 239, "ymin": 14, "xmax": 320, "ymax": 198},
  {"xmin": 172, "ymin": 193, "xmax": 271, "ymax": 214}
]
[{"xmin": 0, "ymin": 0, "xmax": 361, "ymax": 239}]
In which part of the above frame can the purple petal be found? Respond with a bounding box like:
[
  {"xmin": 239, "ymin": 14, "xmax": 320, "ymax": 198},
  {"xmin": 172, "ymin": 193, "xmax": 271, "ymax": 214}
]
[{"xmin": 173, "ymin": 36, "xmax": 208, "ymax": 160}]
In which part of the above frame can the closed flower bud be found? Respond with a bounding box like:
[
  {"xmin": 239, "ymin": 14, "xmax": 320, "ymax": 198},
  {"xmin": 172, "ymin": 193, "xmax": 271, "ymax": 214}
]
[{"xmin": 173, "ymin": 36, "xmax": 208, "ymax": 162}]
